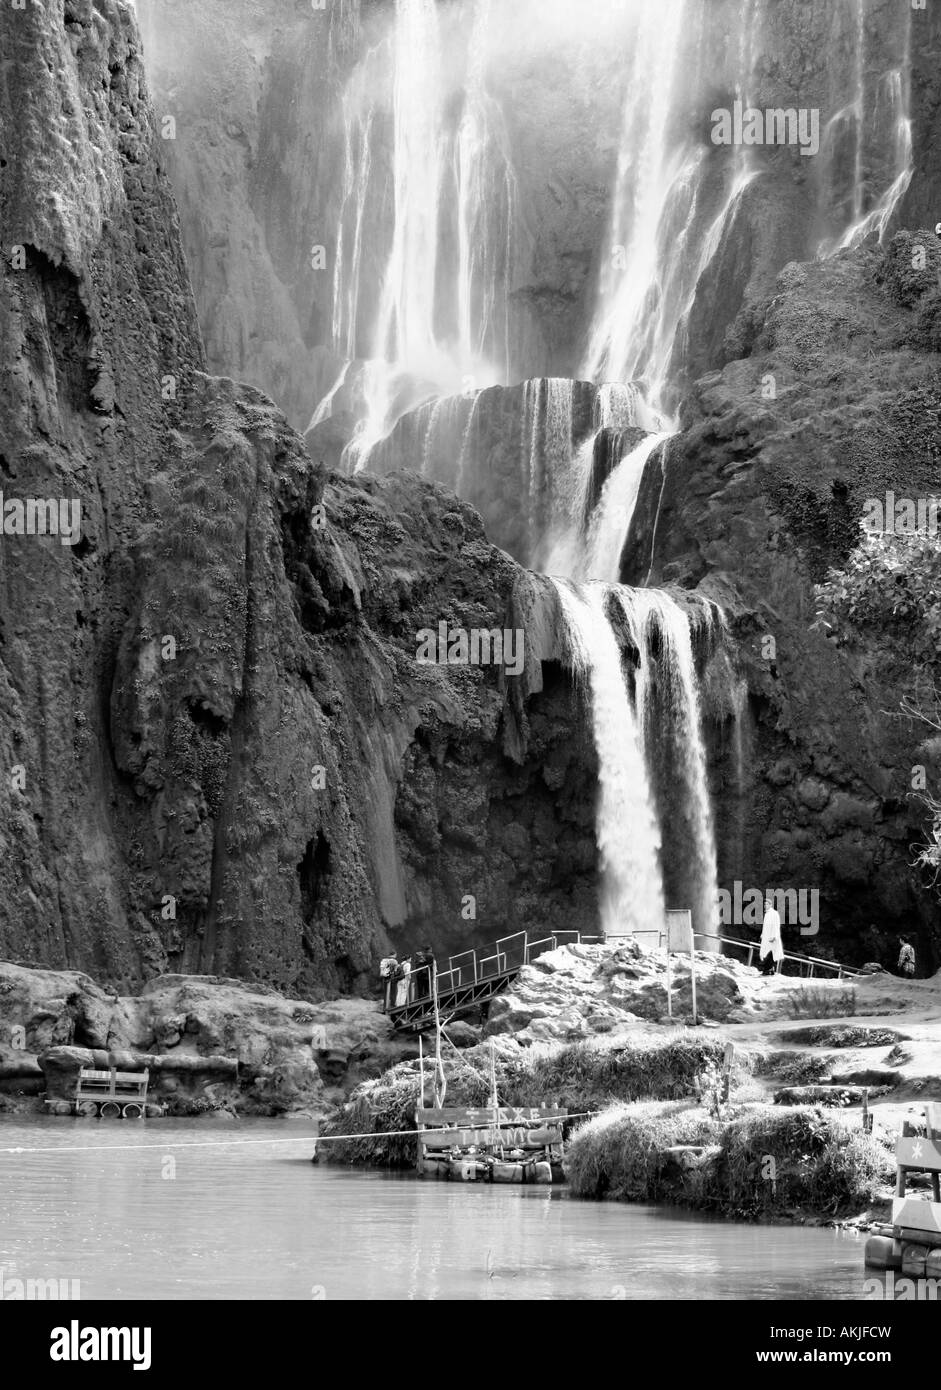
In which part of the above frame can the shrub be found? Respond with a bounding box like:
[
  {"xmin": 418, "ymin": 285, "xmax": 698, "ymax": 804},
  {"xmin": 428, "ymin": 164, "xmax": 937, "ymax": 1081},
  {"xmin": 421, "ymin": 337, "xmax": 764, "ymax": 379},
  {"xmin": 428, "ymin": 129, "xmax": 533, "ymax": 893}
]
[
  {"xmin": 689, "ymin": 1106, "xmax": 893, "ymax": 1219},
  {"xmin": 879, "ymin": 230, "xmax": 941, "ymax": 309},
  {"xmin": 564, "ymin": 1103, "xmax": 723, "ymax": 1201},
  {"xmin": 565, "ymin": 1103, "xmax": 893, "ymax": 1219},
  {"xmin": 815, "ymin": 531, "xmax": 941, "ymax": 669},
  {"xmin": 782, "ymin": 985, "xmax": 859, "ymax": 1020},
  {"xmin": 753, "ymin": 1051, "xmax": 833, "ymax": 1085}
]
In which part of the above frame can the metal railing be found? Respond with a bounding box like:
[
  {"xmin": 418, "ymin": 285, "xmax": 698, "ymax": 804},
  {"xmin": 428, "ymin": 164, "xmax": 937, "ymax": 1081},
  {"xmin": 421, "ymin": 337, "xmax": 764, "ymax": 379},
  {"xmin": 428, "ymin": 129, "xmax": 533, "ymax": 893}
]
[
  {"xmin": 382, "ymin": 926, "xmax": 863, "ymax": 1011},
  {"xmin": 693, "ymin": 931, "xmax": 864, "ymax": 979},
  {"xmin": 384, "ymin": 930, "xmax": 604, "ymax": 1011}
]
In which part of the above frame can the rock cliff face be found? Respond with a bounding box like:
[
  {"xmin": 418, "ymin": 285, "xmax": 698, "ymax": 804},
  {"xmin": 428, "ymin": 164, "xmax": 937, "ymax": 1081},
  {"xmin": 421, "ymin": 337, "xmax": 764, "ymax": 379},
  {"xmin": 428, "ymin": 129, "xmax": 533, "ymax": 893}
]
[
  {"xmin": 0, "ymin": 959, "xmax": 403, "ymax": 1114},
  {"xmin": 0, "ymin": 0, "xmax": 604, "ymax": 991}
]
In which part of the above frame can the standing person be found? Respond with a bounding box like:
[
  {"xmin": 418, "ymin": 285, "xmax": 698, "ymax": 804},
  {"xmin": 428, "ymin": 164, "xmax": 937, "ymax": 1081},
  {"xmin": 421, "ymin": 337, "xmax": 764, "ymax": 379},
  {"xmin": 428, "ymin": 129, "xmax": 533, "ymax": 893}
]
[
  {"xmin": 394, "ymin": 956, "xmax": 412, "ymax": 1008},
  {"xmin": 379, "ymin": 950, "xmax": 398, "ymax": 1010},
  {"xmin": 898, "ymin": 936, "xmax": 916, "ymax": 978},
  {"xmin": 759, "ymin": 893, "xmax": 784, "ymax": 976},
  {"xmin": 417, "ymin": 945, "xmax": 435, "ymax": 1000}
]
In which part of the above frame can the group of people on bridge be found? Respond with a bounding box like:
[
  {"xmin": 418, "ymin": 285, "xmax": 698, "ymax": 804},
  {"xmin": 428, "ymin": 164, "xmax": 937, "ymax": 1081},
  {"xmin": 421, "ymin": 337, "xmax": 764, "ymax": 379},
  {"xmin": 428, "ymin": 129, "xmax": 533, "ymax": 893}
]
[{"xmin": 380, "ymin": 947, "xmax": 436, "ymax": 1009}]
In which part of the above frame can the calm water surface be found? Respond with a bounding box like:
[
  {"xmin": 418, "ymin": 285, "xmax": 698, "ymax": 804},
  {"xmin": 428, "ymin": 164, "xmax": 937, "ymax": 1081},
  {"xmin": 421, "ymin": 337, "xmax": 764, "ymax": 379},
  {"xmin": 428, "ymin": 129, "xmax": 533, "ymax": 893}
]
[{"xmin": 0, "ymin": 1116, "xmax": 870, "ymax": 1300}]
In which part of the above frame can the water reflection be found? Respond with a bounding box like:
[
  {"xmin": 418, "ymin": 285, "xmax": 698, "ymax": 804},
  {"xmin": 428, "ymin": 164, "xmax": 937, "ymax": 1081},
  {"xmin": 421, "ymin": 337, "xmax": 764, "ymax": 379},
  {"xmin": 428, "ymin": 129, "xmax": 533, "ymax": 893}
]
[{"xmin": 0, "ymin": 1117, "xmax": 867, "ymax": 1300}]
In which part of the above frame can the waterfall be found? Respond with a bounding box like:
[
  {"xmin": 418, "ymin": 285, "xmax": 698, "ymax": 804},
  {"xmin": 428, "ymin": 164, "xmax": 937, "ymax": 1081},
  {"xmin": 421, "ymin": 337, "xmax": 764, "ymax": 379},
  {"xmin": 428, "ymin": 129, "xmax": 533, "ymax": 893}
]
[
  {"xmin": 456, "ymin": 390, "xmax": 483, "ymax": 495},
  {"xmin": 519, "ymin": 379, "xmax": 575, "ymax": 568},
  {"xmin": 581, "ymin": 0, "xmax": 764, "ymax": 417},
  {"xmin": 318, "ymin": 0, "xmax": 518, "ymax": 459},
  {"xmin": 552, "ymin": 580, "xmax": 666, "ymax": 940},
  {"xmin": 454, "ymin": 0, "xmax": 518, "ymax": 382},
  {"xmin": 419, "ymin": 393, "xmax": 479, "ymax": 485},
  {"xmin": 306, "ymin": 361, "xmax": 351, "ymax": 435},
  {"xmin": 332, "ymin": 83, "xmax": 376, "ymax": 364},
  {"xmin": 613, "ymin": 588, "xmax": 719, "ymax": 946},
  {"xmin": 541, "ymin": 383, "xmax": 650, "ymax": 579},
  {"xmin": 582, "ymin": 432, "xmax": 671, "ymax": 583},
  {"xmin": 581, "ymin": 0, "xmax": 688, "ymax": 402},
  {"xmin": 818, "ymin": 0, "xmax": 913, "ymax": 255}
]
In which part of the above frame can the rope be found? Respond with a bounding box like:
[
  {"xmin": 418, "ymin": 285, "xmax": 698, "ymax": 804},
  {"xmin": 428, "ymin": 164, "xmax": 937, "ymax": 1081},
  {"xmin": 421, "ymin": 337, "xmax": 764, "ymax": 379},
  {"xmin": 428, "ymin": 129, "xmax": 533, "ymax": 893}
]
[
  {"xmin": 0, "ymin": 1111, "xmax": 598, "ymax": 1157},
  {"xmin": 322, "ymin": 1110, "xmax": 596, "ymax": 1143},
  {"xmin": 439, "ymin": 1028, "xmax": 491, "ymax": 1089},
  {"xmin": 0, "ymin": 1135, "xmax": 320, "ymax": 1156}
]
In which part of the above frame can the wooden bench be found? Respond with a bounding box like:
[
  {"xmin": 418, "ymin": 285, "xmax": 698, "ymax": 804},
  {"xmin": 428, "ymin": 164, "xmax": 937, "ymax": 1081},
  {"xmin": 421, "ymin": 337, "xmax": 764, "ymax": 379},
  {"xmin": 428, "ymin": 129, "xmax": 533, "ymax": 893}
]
[{"xmin": 73, "ymin": 1063, "xmax": 149, "ymax": 1117}]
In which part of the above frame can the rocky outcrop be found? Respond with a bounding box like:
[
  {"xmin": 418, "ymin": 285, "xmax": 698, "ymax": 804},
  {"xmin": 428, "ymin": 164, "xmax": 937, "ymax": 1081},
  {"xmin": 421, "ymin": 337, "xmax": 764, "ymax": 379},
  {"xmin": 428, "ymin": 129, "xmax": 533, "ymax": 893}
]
[
  {"xmin": 485, "ymin": 939, "xmax": 773, "ymax": 1042},
  {"xmin": 0, "ymin": 958, "xmax": 405, "ymax": 1113}
]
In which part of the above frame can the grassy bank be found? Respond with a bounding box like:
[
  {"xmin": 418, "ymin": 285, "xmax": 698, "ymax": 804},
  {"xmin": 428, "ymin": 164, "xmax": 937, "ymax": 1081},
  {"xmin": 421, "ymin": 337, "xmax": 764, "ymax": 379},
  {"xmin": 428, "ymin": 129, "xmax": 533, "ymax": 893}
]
[
  {"xmin": 320, "ymin": 1036, "xmax": 732, "ymax": 1167},
  {"xmin": 565, "ymin": 1102, "xmax": 893, "ymax": 1219}
]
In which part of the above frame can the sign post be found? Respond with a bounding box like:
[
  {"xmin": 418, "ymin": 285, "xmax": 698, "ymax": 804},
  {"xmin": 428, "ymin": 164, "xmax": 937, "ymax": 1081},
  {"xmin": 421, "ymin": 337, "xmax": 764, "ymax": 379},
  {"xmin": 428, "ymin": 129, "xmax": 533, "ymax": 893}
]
[
  {"xmin": 721, "ymin": 1042, "xmax": 734, "ymax": 1103},
  {"xmin": 665, "ymin": 933, "xmax": 672, "ymax": 1020},
  {"xmin": 665, "ymin": 909, "xmax": 695, "ymax": 1024}
]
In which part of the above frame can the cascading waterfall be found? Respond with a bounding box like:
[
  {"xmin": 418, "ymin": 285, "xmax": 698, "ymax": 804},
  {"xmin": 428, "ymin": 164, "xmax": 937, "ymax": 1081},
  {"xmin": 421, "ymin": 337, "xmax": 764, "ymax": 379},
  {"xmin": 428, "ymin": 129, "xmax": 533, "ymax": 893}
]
[
  {"xmin": 541, "ymin": 383, "xmax": 650, "ymax": 578},
  {"xmin": 319, "ymin": 0, "xmax": 518, "ymax": 467},
  {"xmin": 552, "ymin": 580, "xmax": 666, "ymax": 939},
  {"xmin": 613, "ymin": 588, "xmax": 720, "ymax": 946},
  {"xmin": 581, "ymin": 432, "xmax": 671, "ymax": 584},
  {"xmin": 581, "ymin": 0, "xmax": 688, "ymax": 406},
  {"xmin": 817, "ymin": 0, "xmax": 913, "ymax": 255},
  {"xmin": 297, "ymin": 0, "xmax": 918, "ymax": 949},
  {"xmin": 582, "ymin": 0, "xmax": 763, "ymax": 417},
  {"xmin": 520, "ymin": 379, "xmax": 576, "ymax": 568},
  {"xmin": 456, "ymin": 390, "xmax": 483, "ymax": 495},
  {"xmin": 453, "ymin": 0, "xmax": 517, "ymax": 382},
  {"xmin": 331, "ymin": 78, "xmax": 376, "ymax": 365}
]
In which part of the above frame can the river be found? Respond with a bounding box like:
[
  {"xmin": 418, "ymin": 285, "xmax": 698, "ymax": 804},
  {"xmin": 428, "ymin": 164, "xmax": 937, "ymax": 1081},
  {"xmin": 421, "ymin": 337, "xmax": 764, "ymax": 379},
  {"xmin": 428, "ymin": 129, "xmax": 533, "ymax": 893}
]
[{"xmin": 0, "ymin": 1116, "xmax": 870, "ymax": 1300}]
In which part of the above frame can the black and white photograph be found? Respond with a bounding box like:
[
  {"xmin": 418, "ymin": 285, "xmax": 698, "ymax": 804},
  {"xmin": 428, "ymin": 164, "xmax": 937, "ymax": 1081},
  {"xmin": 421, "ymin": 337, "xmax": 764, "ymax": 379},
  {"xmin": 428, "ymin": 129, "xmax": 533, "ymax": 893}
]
[{"xmin": 1, "ymin": 0, "xmax": 941, "ymax": 1350}]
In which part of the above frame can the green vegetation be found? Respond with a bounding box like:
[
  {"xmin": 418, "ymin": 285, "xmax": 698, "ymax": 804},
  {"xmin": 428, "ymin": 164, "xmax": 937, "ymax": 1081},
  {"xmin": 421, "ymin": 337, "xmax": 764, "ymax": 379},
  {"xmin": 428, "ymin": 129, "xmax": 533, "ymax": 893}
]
[
  {"xmin": 321, "ymin": 1037, "xmax": 733, "ymax": 1168},
  {"xmin": 782, "ymin": 984, "xmax": 859, "ymax": 1020},
  {"xmin": 815, "ymin": 531, "xmax": 941, "ymax": 669},
  {"xmin": 566, "ymin": 1103, "xmax": 893, "ymax": 1220},
  {"xmin": 816, "ymin": 514, "xmax": 941, "ymax": 889},
  {"xmin": 753, "ymin": 1051, "xmax": 833, "ymax": 1085},
  {"xmin": 693, "ymin": 1107, "xmax": 892, "ymax": 1219},
  {"xmin": 563, "ymin": 1103, "xmax": 722, "ymax": 1202},
  {"xmin": 779, "ymin": 1025, "xmax": 907, "ymax": 1049}
]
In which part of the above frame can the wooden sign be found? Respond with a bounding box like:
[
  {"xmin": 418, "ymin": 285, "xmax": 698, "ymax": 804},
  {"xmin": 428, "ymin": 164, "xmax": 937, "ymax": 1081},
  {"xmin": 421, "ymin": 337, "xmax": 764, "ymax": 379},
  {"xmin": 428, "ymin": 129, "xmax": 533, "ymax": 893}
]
[
  {"xmin": 892, "ymin": 1197, "xmax": 941, "ymax": 1238},
  {"xmin": 666, "ymin": 909, "xmax": 693, "ymax": 953},
  {"xmin": 896, "ymin": 1137, "xmax": 941, "ymax": 1173},
  {"xmin": 417, "ymin": 1106, "xmax": 560, "ymax": 1126},
  {"xmin": 421, "ymin": 1126, "xmax": 562, "ymax": 1152}
]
